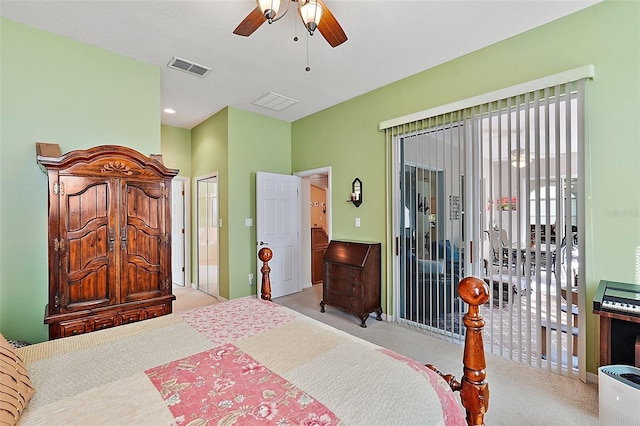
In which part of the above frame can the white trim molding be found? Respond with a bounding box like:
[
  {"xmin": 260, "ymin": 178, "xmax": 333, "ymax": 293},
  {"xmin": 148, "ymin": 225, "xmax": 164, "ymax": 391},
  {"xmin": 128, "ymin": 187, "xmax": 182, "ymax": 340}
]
[{"xmin": 379, "ymin": 65, "xmax": 595, "ymax": 130}]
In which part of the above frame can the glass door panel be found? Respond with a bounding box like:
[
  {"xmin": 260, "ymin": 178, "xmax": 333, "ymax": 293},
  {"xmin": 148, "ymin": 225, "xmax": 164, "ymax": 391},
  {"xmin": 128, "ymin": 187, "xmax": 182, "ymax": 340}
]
[{"xmin": 197, "ymin": 174, "xmax": 219, "ymax": 297}]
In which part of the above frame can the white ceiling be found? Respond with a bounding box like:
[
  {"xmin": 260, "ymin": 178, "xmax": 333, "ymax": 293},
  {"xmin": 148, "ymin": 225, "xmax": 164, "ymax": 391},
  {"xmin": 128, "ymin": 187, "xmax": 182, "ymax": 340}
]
[{"xmin": 1, "ymin": 0, "xmax": 601, "ymax": 129}]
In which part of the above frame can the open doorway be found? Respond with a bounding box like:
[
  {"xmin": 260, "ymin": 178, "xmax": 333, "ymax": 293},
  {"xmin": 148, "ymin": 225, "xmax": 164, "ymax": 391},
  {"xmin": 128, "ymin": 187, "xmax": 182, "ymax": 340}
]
[{"xmin": 295, "ymin": 167, "xmax": 332, "ymax": 289}]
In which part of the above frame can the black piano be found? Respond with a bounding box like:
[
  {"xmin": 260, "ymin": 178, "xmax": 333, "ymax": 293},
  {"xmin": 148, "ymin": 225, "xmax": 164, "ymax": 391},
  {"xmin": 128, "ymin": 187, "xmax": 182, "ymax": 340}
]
[
  {"xmin": 593, "ymin": 280, "xmax": 640, "ymax": 367},
  {"xmin": 593, "ymin": 280, "xmax": 640, "ymax": 317}
]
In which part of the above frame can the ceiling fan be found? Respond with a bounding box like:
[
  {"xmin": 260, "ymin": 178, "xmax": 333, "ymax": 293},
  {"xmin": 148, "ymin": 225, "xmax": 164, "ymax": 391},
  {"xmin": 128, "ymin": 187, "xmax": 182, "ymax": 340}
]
[{"xmin": 233, "ymin": 0, "xmax": 348, "ymax": 48}]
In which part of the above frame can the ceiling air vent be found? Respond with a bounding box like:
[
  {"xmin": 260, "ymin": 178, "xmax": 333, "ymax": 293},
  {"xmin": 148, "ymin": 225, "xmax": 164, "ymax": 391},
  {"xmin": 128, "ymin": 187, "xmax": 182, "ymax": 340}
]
[
  {"xmin": 252, "ymin": 92, "xmax": 298, "ymax": 111},
  {"xmin": 168, "ymin": 56, "xmax": 211, "ymax": 77}
]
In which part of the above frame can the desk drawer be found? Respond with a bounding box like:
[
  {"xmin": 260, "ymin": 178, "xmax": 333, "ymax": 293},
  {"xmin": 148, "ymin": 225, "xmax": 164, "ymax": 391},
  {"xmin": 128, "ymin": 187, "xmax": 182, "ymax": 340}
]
[
  {"xmin": 325, "ymin": 278, "xmax": 362, "ymax": 296},
  {"xmin": 327, "ymin": 265, "xmax": 362, "ymax": 282},
  {"xmin": 324, "ymin": 291, "xmax": 363, "ymax": 313}
]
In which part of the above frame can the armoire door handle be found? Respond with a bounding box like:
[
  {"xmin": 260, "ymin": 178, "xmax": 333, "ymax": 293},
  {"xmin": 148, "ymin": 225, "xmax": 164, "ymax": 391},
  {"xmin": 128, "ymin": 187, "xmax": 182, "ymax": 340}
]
[
  {"xmin": 121, "ymin": 227, "xmax": 127, "ymax": 249},
  {"xmin": 109, "ymin": 228, "xmax": 115, "ymax": 252}
]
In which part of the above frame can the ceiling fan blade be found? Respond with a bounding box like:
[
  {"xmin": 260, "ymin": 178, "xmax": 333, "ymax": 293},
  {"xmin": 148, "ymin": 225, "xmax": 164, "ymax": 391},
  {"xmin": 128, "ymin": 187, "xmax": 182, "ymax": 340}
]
[
  {"xmin": 316, "ymin": 0, "xmax": 347, "ymax": 47},
  {"xmin": 233, "ymin": 7, "xmax": 267, "ymax": 37}
]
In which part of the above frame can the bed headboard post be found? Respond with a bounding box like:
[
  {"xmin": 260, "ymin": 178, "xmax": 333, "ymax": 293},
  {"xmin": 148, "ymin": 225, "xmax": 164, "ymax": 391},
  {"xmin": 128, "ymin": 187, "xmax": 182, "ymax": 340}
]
[
  {"xmin": 258, "ymin": 247, "xmax": 273, "ymax": 301},
  {"xmin": 458, "ymin": 276, "xmax": 490, "ymax": 426}
]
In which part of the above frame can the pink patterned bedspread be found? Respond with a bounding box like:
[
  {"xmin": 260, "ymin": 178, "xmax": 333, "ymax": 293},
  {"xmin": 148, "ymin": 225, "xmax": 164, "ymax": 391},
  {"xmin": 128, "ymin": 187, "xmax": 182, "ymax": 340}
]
[
  {"xmin": 18, "ymin": 298, "xmax": 466, "ymax": 426},
  {"xmin": 146, "ymin": 343, "xmax": 338, "ymax": 425}
]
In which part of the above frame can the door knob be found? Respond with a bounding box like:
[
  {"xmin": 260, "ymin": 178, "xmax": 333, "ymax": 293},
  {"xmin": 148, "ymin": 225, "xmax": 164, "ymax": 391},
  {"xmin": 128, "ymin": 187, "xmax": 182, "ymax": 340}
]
[{"xmin": 258, "ymin": 241, "xmax": 269, "ymax": 246}]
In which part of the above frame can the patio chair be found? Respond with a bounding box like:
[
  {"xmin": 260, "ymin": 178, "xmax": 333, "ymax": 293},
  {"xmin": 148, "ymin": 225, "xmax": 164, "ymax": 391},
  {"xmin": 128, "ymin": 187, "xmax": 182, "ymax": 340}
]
[
  {"xmin": 485, "ymin": 228, "xmax": 521, "ymax": 271},
  {"xmin": 484, "ymin": 229, "xmax": 529, "ymax": 296},
  {"xmin": 553, "ymin": 226, "xmax": 579, "ymax": 284}
]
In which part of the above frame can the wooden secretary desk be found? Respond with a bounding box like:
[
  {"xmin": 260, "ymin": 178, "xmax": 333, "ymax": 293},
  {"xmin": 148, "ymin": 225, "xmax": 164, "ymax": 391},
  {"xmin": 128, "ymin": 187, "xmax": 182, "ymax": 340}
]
[{"xmin": 321, "ymin": 240, "xmax": 382, "ymax": 327}]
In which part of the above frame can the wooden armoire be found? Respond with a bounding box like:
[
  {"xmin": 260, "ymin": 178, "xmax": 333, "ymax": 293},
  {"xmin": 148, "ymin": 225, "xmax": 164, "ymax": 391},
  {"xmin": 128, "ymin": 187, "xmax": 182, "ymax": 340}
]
[{"xmin": 37, "ymin": 145, "xmax": 179, "ymax": 339}]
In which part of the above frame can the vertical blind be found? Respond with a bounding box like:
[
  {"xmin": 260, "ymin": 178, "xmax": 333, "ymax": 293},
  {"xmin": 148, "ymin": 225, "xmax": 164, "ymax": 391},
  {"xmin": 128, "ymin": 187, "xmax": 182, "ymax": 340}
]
[{"xmin": 384, "ymin": 76, "xmax": 587, "ymax": 378}]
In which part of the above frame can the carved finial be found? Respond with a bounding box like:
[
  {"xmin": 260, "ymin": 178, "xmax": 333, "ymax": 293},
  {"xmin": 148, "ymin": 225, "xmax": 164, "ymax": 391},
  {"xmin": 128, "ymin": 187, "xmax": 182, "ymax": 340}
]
[
  {"xmin": 258, "ymin": 247, "xmax": 273, "ymax": 263},
  {"xmin": 458, "ymin": 276, "xmax": 490, "ymax": 307},
  {"xmin": 258, "ymin": 247, "xmax": 273, "ymax": 301},
  {"xmin": 457, "ymin": 276, "xmax": 490, "ymax": 426}
]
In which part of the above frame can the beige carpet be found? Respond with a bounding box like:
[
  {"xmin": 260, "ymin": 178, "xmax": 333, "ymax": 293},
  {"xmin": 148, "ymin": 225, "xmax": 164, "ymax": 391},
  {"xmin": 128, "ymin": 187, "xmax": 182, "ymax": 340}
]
[
  {"xmin": 274, "ymin": 284, "xmax": 599, "ymax": 426},
  {"xmin": 172, "ymin": 285, "xmax": 220, "ymax": 313}
]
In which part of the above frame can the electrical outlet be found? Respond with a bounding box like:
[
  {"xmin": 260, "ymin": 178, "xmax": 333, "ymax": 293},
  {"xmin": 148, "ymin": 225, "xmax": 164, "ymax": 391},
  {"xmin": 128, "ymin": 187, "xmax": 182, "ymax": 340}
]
[{"xmin": 249, "ymin": 273, "xmax": 254, "ymax": 286}]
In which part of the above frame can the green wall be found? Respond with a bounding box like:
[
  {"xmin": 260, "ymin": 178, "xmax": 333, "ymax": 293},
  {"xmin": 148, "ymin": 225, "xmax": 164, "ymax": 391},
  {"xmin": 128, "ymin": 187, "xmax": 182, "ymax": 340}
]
[
  {"xmin": 191, "ymin": 108, "xmax": 230, "ymax": 297},
  {"xmin": 0, "ymin": 18, "xmax": 162, "ymax": 343},
  {"xmin": 189, "ymin": 107, "xmax": 290, "ymax": 300},
  {"xmin": 161, "ymin": 125, "xmax": 192, "ymax": 176},
  {"xmin": 228, "ymin": 108, "xmax": 291, "ymax": 299},
  {"xmin": 291, "ymin": 0, "xmax": 640, "ymax": 374},
  {"xmin": 291, "ymin": 100, "xmax": 388, "ymax": 298}
]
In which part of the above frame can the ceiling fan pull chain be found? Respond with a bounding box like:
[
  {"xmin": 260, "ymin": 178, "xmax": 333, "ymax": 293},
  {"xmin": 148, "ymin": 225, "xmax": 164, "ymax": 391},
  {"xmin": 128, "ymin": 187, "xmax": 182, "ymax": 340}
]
[
  {"xmin": 305, "ymin": 32, "xmax": 311, "ymax": 72},
  {"xmin": 293, "ymin": 5, "xmax": 299, "ymax": 43}
]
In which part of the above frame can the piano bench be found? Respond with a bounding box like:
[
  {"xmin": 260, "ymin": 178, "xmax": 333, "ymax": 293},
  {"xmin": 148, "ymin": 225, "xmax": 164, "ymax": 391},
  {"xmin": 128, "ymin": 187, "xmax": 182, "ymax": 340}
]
[{"xmin": 541, "ymin": 321, "xmax": 578, "ymax": 357}]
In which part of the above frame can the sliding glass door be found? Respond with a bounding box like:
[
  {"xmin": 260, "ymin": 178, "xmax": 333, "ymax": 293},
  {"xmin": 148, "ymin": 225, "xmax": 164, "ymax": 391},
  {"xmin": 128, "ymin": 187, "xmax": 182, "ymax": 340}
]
[
  {"xmin": 389, "ymin": 78, "xmax": 586, "ymax": 378},
  {"xmin": 399, "ymin": 125, "xmax": 468, "ymax": 339}
]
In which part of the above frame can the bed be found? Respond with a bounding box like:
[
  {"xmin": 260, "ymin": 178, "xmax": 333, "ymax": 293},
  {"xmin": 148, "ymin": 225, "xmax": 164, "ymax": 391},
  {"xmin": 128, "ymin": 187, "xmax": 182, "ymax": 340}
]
[{"xmin": 2, "ymin": 260, "xmax": 489, "ymax": 426}]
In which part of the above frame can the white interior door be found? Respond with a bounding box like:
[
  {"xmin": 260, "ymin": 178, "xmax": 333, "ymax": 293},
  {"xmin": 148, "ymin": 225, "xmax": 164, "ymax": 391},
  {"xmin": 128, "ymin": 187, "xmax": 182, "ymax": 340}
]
[
  {"xmin": 256, "ymin": 171, "xmax": 301, "ymax": 298},
  {"xmin": 171, "ymin": 178, "xmax": 186, "ymax": 286}
]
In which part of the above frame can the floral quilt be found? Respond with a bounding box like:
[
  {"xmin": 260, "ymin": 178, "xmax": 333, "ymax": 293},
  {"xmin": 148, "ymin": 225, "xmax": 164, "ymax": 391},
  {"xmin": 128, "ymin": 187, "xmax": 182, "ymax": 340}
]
[
  {"xmin": 17, "ymin": 298, "xmax": 466, "ymax": 426},
  {"xmin": 146, "ymin": 343, "xmax": 338, "ymax": 426}
]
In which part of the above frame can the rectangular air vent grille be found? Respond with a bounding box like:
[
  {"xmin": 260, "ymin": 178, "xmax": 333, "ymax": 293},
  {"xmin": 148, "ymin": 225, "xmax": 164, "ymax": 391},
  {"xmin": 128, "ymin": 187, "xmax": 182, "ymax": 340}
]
[
  {"xmin": 252, "ymin": 92, "xmax": 298, "ymax": 111},
  {"xmin": 168, "ymin": 56, "xmax": 211, "ymax": 77}
]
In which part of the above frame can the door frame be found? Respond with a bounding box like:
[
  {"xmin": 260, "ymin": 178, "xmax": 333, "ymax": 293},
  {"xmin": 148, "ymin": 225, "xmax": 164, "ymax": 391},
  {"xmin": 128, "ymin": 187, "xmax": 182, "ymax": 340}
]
[
  {"xmin": 195, "ymin": 172, "xmax": 219, "ymax": 297},
  {"xmin": 171, "ymin": 176, "xmax": 191, "ymax": 287},
  {"xmin": 295, "ymin": 166, "xmax": 332, "ymax": 289}
]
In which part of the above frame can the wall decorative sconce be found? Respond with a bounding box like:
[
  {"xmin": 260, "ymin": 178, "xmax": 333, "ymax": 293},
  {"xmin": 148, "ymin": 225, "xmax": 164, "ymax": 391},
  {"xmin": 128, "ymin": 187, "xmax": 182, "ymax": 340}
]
[{"xmin": 349, "ymin": 178, "xmax": 362, "ymax": 207}]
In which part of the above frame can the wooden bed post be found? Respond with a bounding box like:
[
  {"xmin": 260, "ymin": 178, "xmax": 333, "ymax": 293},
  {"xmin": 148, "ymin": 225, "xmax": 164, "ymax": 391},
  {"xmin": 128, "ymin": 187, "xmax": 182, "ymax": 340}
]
[
  {"xmin": 258, "ymin": 247, "xmax": 273, "ymax": 301},
  {"xmin": 458, "ymin": 276, "xmax": 490, "ymax": 425},
  {"xmin": 427, "ymin": 276, "xmax": 490, "ymax": 426}
]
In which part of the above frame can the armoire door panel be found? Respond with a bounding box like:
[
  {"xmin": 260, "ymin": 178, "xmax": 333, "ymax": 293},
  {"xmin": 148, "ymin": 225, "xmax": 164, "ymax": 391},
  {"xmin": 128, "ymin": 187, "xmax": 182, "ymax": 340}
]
[
  {"xmin": 125, "ymin": 182, "xmax": 163, "ymax": 229},
  {"xmin": 59, "ymin": 176, "xmax": 117, "ymax": 312},
  {"xmin": 124, "ymin": 259, "xmax": 161, "ymax": 300},
  {"xmin": 66, "ymin": 265, "xmax": 110, "ymax": 310},
  {"xmin": 120, "ymin": 180, "xmax": 167, "ymax": 301},
  {"xmin": 126, "ymin": 226, "xmax": 161, "ymax": 265}
]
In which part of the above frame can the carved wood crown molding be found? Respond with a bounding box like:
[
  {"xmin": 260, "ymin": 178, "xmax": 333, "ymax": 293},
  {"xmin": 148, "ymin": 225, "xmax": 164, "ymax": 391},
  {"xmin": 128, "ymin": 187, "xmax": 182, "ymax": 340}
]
[{"xmin": 100, "ymin": 161, "xmax": 133, "ymax": 175}]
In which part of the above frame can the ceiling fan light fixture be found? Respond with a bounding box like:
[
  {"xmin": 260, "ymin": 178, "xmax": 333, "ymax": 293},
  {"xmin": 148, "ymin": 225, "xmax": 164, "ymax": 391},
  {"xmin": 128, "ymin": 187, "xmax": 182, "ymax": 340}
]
[
  {"xmin": 510, "ymin": 150, "xmax": 534, "ymax": 168},
  {"xmin": 257, "ymin": 0, "xmax": 286, "ymax": 23},
  {"xmin": 298, "ymin": 0, "xmax": 323, "ymax": 35}
]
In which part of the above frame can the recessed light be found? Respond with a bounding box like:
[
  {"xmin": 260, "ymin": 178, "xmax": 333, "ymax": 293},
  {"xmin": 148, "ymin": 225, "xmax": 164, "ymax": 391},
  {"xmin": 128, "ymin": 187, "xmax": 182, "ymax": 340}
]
[{"xmin": 164, "ymin": 108, "xmax": 176, "ymax": 114}]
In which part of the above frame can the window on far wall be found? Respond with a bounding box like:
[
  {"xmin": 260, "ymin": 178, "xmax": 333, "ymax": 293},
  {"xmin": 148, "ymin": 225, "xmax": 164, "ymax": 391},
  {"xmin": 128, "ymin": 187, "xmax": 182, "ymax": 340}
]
[{"xmin": 529, "ymin": 177, "xmax": 578, "ymax": 226}]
